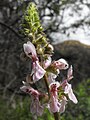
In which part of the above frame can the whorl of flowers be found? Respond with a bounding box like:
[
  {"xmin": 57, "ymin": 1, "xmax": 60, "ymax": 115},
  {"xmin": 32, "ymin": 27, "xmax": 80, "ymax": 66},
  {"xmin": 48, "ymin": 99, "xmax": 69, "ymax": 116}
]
[{"xmin": 20, "ymin": 3, "xmax": 78, "ymax": 119}]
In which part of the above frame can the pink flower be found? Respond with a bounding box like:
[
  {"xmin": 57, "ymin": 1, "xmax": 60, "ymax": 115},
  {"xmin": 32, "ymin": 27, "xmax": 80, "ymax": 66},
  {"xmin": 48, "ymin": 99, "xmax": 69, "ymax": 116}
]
[
  {"xmin": 23, "ymin": 41, "xmax": 46, "ymax": 82},
  {"xmin": 32, "ymin": 61, "xmax": 46, "ymax": 82},
  {"xmin": 30, "ymin": 95, "xmax": 44, "ymax": 116},
  {"xmin": 23, "ymin": 41, "xmax": 37, "ymax": 60},
  {"xmin": 20, "ymin": 83, "xmax": 44, "ymax": 116},
  {"xmin": 49, "ymin": 94, "xmax": 61, "ymax": 113},
  {"xmin": 49, "ymin": 82, "xmax": 60, "ymax": 97},
  {"xmin": 49, "ymin": 82, "xmax": 61, "ymax": 113},
  {"xmin": 52, "ymin": 58, "xmax": 69, "ymax": 70},
  {"xmin": 64, "ymin": 83, "xmax": 78, "ymax": 104},
  {"xmin": 20, "ymin": 81, "xmax": 39, "ymax": 94}
]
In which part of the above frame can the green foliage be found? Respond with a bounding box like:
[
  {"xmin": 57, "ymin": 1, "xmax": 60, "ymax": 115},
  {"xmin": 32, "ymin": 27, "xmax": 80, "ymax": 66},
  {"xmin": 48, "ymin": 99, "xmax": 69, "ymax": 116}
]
[
  {"xmin": 0, "ymin": 79, "xmax": 90, "ymax": 120},
  {"xmin": 0, "ymin": 97, "xmax": 32, "ymax": 120}
]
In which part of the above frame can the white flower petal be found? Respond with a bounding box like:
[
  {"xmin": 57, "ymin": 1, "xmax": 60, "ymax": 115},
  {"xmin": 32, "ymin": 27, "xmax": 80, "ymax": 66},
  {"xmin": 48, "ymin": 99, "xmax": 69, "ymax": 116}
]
[
  {"xmin": 20, "ymin": 85, "xmax": 39, "ymax": 95},
  {"xmin": 20, "ymin": 85, "xmax": 32, "ymax": 93},
  {"xmin": 64, "ymin": 83, "xmax": 78, "ymax": 104},
  {"xmin": 60, "ymin": 97, "xmax": 67, "ymax": 113},
  {"xmin": 64, "ymin": 83, "xmax": 71, "ymax": 94},
  {"xmin": 67, "ymin": 65, "xmax": 73, "ymax": 79},
  {"xmin": 49, "ymin": 81, "xmax": 60, "ymax": 89},
  {"xmin": 30, "ymin": 97, "xmax": 44, "ymax": 116},
  {"xmin": 23, "ymin": 41, "xmax": 37, "ymax": 58},
  {"xmin": 32, "ymin": 61, "xmax": 46, "ymax": 82},
  {"xmin": 50, "ymin": 96, "xmax": 60, "ymax": 113},
  {"xmin": 68, "ymin": 88, "xmax": 78, "ymax": 104},
  {"xmin": 58, "ymin": 58, "xmax": 69, "ymax": 69}
]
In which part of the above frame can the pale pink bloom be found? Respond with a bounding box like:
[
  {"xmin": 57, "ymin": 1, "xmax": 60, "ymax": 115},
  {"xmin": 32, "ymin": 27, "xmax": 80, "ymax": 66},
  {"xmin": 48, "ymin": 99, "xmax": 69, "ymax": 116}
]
[
  {"xmin": 20, "ymin": 82, "xmax": 39, "ymax": 95},
  {"xmin": 67, "ymin": 65, "xmax": 73, "ymax": 80},
  {"xmin": 64, "ymin": 83, "xmax": 78, "ymax": 104},
  {"xmin": 49, "ymin": 82, "xmax": 60, "ymax": 113},
  {"xmin": 20, "ymin": 83, "xmax": 44, "ymax": 116},
  {"xmin": 30, "ymin": 94, "xmax": 44, "ymax": 116},
  {"xmin": 50, "ymin": 94, "xmax": 61, "ymax": 113},
  {"xmin": 32, "ymin": 61, "xmax": 46, "ymax": 82},
  {"xmin": 23, "ymin": 41, "xmax": 37, "ymax": 60},
  {"xmin": 59, "ymin": 96, "xmax": 67, "ymax": 113},
  {"xmin": 53, "ymin": 58, "xmax": 69, "ymax": 70},
  {"xmin": 23, "ymin": 41, "xmax": 46, "ymax": 82},
  {"xmin": 43, "ymin": 56, "xmax": 52, "ymax": 69}
]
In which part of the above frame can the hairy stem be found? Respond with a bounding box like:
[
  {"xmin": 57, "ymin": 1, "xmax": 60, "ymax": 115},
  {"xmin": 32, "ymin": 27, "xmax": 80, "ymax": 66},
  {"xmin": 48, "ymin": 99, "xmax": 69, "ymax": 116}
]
[
  {"xmin": 44, "ymin": 74, "xmax": 50, "ymax": 97},
  {"xmin": 54, "ymin": 112, "xmax": 60, "ymax": 120},
  {"xmin": 0, "ymin": 21, "xmax": 23, "ymax": 40}
]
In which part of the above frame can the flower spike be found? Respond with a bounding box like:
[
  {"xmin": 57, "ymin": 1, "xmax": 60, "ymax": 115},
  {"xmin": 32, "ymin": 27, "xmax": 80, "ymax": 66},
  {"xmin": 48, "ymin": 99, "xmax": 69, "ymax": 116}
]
[{"xmin": 20, "ymin": 3, "xmax": 78, "ymax": 119}]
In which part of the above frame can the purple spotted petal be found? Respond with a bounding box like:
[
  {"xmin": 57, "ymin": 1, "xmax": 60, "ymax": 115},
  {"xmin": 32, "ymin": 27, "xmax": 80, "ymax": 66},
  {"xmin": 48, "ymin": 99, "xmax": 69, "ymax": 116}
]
[
  {"xmin": 49, "ymin": 82, "xmax": 60, "ymax": 113},
  {"xmin": 53, "ymin": 58, "xmax": 69, "ymax": 70},
  {"xmin": 23, "ymin": 41, "xmax": 37, "ymax": 58},
  {"xmin": 57, "ymin": 58, "xmax": 69, "ymax": 69}
]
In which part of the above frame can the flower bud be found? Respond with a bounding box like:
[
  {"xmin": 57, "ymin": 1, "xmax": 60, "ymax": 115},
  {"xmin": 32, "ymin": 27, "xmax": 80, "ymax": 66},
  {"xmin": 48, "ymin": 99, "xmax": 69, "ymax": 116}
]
[
  {"xmin": 44, "ymin": 44, "xmax": 54, "ymax": 54},
  {"xmin": 28, "ymin": 33, "xmax": 33, "ymax": 40},
  {"xmin": 48, "ymin": 44, "xmax": 54, "ymax": 51},
  {"xmin": 37, "ymin": 48, "xmax": 43, "ymax": 55}
]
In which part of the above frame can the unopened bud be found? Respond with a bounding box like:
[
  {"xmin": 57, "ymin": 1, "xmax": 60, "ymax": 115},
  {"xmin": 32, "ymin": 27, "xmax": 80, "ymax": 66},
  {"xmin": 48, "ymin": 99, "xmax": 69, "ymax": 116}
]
[
  {"xmin": 48, "ymin": 44, "xmax": 54, "ymax": 51},
  {"xmin": 44, "ymin": 44, "xmax": 54, "ymax": 54},
  {"xmin": 28, "ymin": 33, "xmax": 33, "ymax": 40},
  {"xmin": 38, "ymin": 48, "xmax": 43, "ymax": 54}
]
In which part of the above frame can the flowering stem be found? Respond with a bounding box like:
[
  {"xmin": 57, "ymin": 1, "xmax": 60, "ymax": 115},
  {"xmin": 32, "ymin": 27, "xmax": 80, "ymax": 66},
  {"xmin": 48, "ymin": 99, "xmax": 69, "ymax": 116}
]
[
  {"xmin": 44, "ymin": 74, "xmax": 50, "ymax": 97},
  {"xmin": 54, "ymin": 112, "xmax": 60, "ymax": 120}
]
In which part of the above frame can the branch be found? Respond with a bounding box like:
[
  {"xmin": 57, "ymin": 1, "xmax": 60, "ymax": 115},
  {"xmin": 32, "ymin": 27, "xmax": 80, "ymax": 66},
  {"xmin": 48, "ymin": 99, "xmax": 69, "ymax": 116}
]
[
  {"xmin": 0, "ymin": 21, "xmax": 24, "ymax": 40},
  {"xmin": 7, "ymin": 88, "xmax": 27, "ymax": 96}
]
